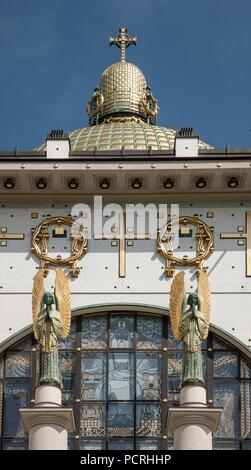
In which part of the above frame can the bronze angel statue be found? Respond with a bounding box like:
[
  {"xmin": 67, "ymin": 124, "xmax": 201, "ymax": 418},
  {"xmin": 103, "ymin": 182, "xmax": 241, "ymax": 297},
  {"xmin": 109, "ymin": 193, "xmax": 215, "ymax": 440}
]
[
  {"xmin": 32, "ymin": 268, "xmax": 71, "ymax": 388},
  {"xmin": 170, "ymin": 270, "xmax": 210, "ymax": 386}
]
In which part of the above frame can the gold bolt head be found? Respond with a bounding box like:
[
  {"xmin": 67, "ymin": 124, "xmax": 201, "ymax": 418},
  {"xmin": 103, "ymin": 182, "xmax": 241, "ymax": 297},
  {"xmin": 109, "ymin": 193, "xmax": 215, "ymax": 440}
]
[
  {"xmin": 162, "ymin": 435, "xmax": 167, "ymax": 440},
  {"xmin": 163, "ymin": 398, "xmax": 168, "ymax": 403},
  {"xmin": 75, "ymin": 398, "xmax": 80, "ymax": 403},
  {"xmin": 76, "ymin": 347, "xmax": 81, "ymax": 352},
  {"xmin": 207, "ymin": 399, "xmax": 213, "ymax": 404},
  {"xmin": 53, "ymin": 164, "xmax": 58, "ymax": 169},
  {"xmin": 74, "ymin": 435, "xmax": 80, "ymax": 440},
  {"xmin": 85, "ymin": 164, "xmax": 91, "ymax": 169},
  {"xmin": 208, "ymin": 347, "xmax": 213, "ymax": 352},
  {"xmin": 20, "ymin": 164, "xmax": 26, "ymax": 169},
  {"xmin": 32, "ymin": 347, "xmax": 36, "ymax": 352},
  {"xmin": 151, "ymin": 164, "xmax": 156, "ymax": 169},
  {"xmin": 163, "ymin": 347, "xmax": 168, "ymax": 352},
  {"xmin": 30, "ymin": 399, "xmax": 35, "ymax": 404}
]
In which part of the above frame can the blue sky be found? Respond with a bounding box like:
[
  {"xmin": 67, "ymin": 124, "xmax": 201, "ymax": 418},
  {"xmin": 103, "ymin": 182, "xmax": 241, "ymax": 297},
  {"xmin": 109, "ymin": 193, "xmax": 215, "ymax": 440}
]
[{"xmin": 0, "ymin": 0, "xmax": 251, "ymax": 150}]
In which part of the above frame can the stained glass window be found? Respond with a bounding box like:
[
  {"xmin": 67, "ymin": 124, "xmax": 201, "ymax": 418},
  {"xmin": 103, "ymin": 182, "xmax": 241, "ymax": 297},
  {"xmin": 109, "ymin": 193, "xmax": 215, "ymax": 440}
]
[
  {"xmin": 136, "ymin": 352, "xmax": 162, "ymax": 400},
  {"xmin": 0, "ymin": 311, "xmax": 250, "ymax": 450},
  {"xmin": 110, "ymin": 315, "xmax": 133, "ymax": 348},
  {"xmin": 5, "ymin": 352, "xmax": 31, "ymax": 378},
  {"xmin": 241, "ymin": 381, "xmax": 251, "ymax": 439},
  {"xmin": 213, "ymin": 380, "xmax": 239, "ymax": 438},
  {"xmin": 137, "ymin": 316, "xmax": 162, "ymax": 349},
  {"xmin": 108, "ymin": 439, "xmax": 134, "ymax": 450},
  {"xmin": 59, "ymin": 352, "xmax": 76, "ymax": 400},
  {"xmin": 136, "ymin": 440, "xmax": 162, "ymax": 450},
  {"xmin": 81, "ymin": 352, "xmax": 106, "ymax": 400},
  {"xmin": 108, "ymin": 353, "xmax": 134, "ymax": 400},
  {"xmin": 80, "ymin": 440, "xmax": 106, "ymax": 450},
  {"xmin": 3, "ymin": 381, "xmax": 30, "ymax": 438},
  {"xmin": 168, "ymin": 351, "xmax": 182, "ymax": 400},
  {"xmin": 213, "ymin": 352, "xmax": 238, "ymax": 377},
  {"xmin": 214, "ymin": 440, "xmax": 240, "ymax": 450},
  {"xmin": 58, "ymin": 319, "xmax": 77, "ymax": 349},
  {"xmin": 82, "ymin": 316, "xmax": 107, "ymax": 349},
  {"xmin": 136, "ymin": 403, "xmax": 161, "ymax": 437},
  {"xmin": 241, "ymin": 358, "xmax": 251, "ymax": 379},
  {"xmin": 81, "ymin": 403, "xmax": 106, "ymax": 437},
  {"xmin": 108, "ymin": 403, "xmax": 134, "ymax": 437}
]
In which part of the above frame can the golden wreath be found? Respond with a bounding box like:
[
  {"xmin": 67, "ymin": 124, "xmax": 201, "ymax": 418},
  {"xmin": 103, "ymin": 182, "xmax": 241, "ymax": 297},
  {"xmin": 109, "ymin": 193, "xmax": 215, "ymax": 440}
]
[
  {"xmin": 140, "ymin": 90, "xmax": 158, "ymax": 117},
  {"xmin": 86, "ymin": 90, "xmax": 104, "ymax": 118}
]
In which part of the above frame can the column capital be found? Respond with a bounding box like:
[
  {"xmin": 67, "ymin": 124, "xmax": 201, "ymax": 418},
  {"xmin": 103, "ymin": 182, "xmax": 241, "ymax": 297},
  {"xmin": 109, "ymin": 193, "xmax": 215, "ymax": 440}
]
[
  {"xmin": 20, "ymin": 407, "xmax": 75, "ymax": 433},
  {"xmin": 167, "ymin": 406, "xmax": 222, "ymax": 433}
]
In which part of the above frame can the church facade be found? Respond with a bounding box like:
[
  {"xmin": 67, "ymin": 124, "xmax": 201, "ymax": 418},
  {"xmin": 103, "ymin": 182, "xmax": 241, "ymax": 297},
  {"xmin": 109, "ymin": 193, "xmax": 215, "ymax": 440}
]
[{"xmin": 0, "ymin": 28, "xmax": 250, "ymax": 450}]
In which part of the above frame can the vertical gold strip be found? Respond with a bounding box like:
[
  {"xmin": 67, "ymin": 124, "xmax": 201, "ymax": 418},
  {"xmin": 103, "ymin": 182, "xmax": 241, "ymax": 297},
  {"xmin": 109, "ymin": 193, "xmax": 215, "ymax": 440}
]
[
  {"xmin": 119, "ymin": 212, "xmax": 126, "ymax": 277},
  {"xmin": 246, "ymin": 212, "xmax": 251, "ymax": 276}
]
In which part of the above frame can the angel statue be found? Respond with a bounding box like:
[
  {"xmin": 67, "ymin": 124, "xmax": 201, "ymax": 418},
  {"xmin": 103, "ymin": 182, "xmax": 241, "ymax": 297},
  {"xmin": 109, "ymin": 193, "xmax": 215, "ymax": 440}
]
[
  {"xmin": 170, "ymin": 270, "xmax": 210, "ymax": 386},
  {"xmin": 32, "ymin": 269, "xmax": 71, "ymax": 388}
]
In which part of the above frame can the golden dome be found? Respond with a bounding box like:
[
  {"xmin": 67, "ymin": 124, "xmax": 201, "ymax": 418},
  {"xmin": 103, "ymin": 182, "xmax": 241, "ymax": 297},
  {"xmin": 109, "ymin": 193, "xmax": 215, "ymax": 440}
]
[
  {"xmin": 34, "ymin": 29, "xmax": 213, "ymax": 152},
  {"xmin": 97, "ymin": 62, "xmax": 147, "ymax": 122},
  {"xmin": 35, "ymin": 122, "xmax": 212, "ymax": 152}
]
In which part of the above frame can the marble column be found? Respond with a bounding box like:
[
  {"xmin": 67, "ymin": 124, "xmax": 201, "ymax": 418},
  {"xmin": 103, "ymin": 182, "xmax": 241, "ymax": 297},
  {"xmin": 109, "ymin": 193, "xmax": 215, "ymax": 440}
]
[
  {"xmin": 20, "ymin": 385, "xmax": 75, "ymax": 450},
  {"xmin": 167, "ymin": 385, "xmax": 222, "ymax": 450}
]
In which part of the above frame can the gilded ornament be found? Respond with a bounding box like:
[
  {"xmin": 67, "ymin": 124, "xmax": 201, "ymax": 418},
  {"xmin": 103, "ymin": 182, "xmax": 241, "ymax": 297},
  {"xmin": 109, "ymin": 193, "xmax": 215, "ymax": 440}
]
[
  {"xmin": 140, "ymin": 87, "xmax": 158, "ymax": 118},
  {"xmin": 157, "ymin": 216, "xmax": 214, "ymax": 277},
  {"xmin": 31, "ymin": 216, "xmax": 88, "ymax": 277},
  {"xmin": 86, "ymin": 87, "xmax": 104, "ymax": 119}
]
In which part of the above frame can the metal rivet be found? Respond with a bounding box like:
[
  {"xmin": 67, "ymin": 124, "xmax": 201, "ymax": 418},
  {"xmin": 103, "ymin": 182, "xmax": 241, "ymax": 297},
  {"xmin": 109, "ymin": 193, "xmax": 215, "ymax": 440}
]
[
  {"xmin": 30, "ymin": 399, "xmax": 35, "ymax": 404},
  {"xmin": 32, "ymin": 347, "xmax": 36, "ymax": 352},
  {"xmin": 207, "ymin": 399, "xmax": 213, "ymax": 404},
  {"xmin": 162, "ymin": 435, "xmax": 167, "ymax": 440},
  {"xmin": 75, "ymin": 398, "xmax": 80, "ymax": 403},
  {"xmin": 118, "ymin": 164, "xmax": 124, "ymax": 169},
  {"xmin": 207, "ymin": 347, "xmax": 213, "ymax": 352},
  {"xmin": 163, "ymin": 347, "xmax": 168, "ymax": 352},
  {"xmin": 216, "ymin": 163, "xmax": 221, "ymax": 168},
  {"xmin": 183, "ymin": 163, "xmax": 188, "ymax": 168},
  {"xmin": 20, "ymin": 164, "xmax": 26, "ymax": 169},
  {"xmin": 75, "ymin": 435, "xmax": 80, "ymax": 440},
  {"xmin": 85, "ymin": 164, "xmax": 91, "ymax": 169},
  {"xmin": 163, "ymin": 398, "xmax": 168, "ymax": 403},
  {"xmin": 151, "ymin": 164, "xmax": 156, "ymax": 169},
  {"xmin": 76, "ymin": 347, "xmax": 81, "ymax": 352},
  {"xmin": 53, "ymin": 164, "xmax": 58, "ymax": 169}
]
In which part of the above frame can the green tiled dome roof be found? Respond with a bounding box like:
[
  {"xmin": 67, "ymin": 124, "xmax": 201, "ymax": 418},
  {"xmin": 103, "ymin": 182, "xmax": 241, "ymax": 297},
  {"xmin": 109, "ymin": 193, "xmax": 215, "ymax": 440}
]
[{"xmin": 35, "ymin": 121, "xmax": 212, "ymax": 152}]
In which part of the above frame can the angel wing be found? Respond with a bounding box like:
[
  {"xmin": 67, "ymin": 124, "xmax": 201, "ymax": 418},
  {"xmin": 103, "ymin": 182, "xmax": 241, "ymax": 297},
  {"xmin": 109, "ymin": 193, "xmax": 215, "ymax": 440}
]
[
  {"xmin": 197, "ymin": 270, "xmax": 211, "ymax": 339},
  {"xmin": 55, "ymin": 268, "xmax": 71, "ymax": 339},
  {"xmin": 169, "ymin": 271, "xmax": 185, "ymax": 341},
  {"xmin": 32, "ymin": 270, "xmax": 45, "ymax": 340}
]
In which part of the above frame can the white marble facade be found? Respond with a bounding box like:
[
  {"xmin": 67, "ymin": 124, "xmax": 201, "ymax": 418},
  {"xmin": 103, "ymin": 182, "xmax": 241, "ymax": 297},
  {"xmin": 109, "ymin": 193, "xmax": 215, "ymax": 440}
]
[{"xmin": 0, "ymin": 201, "xmax": 250, "ymax": 348}]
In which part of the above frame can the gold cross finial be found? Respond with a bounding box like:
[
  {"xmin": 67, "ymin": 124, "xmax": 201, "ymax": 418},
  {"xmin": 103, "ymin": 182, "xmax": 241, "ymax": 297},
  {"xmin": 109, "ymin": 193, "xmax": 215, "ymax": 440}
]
[{"xmin": 109, "ymin": 27, "xmax": 137, "ymax": 62}]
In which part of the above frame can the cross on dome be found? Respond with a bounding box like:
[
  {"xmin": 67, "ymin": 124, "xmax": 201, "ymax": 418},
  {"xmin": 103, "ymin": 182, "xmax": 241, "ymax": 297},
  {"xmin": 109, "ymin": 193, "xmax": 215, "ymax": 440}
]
[{"xmin": 109, "ymin": 27, "xmax": 137, "ymax": 62}]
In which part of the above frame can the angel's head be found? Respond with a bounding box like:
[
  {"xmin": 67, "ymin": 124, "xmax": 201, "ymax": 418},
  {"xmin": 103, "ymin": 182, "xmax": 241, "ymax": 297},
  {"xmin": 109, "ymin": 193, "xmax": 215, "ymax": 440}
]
[
  {"xmin": 187, "ymin": 292, "xmax": 200, "ymax": 308},
  {"xmin": 42, "ymin": 292, "xmax": 55, "ymax": 306}
]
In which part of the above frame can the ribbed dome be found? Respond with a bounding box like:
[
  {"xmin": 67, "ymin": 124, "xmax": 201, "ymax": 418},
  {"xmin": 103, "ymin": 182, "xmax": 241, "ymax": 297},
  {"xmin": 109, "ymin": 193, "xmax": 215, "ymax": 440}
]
[{"xmin": 35, "ymin": 122, "xmax": 212, "ymax": 152}]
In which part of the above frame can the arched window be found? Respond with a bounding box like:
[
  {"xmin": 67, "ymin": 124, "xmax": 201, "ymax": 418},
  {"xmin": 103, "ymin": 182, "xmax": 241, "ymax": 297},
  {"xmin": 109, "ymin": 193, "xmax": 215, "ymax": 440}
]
[{"xmin": 0, "ymin": 310, "xmax": 250, "ymax": 450}]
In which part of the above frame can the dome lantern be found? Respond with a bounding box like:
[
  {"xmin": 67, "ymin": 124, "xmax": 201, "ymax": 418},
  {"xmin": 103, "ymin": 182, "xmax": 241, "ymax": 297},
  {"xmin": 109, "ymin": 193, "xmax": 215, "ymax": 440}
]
[{"xmin": 86, "ymin": 27, "xmax": 158, "ymax": 126}]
